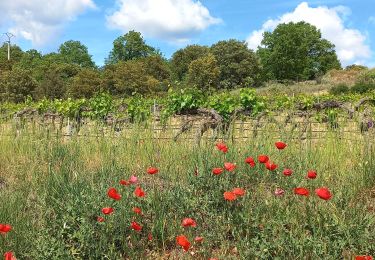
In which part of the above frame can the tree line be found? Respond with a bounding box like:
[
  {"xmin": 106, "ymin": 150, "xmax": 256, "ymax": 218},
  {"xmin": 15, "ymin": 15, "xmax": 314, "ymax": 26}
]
[{"xmin": 0, "ymin": 22, "xmax": 342, "ymax": 103}]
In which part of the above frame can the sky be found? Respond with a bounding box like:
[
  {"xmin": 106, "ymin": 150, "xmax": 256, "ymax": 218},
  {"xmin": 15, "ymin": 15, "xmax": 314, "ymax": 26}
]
[{"xmin": 0, "ymin": 0, "xmax": 374, "ymax": 67}]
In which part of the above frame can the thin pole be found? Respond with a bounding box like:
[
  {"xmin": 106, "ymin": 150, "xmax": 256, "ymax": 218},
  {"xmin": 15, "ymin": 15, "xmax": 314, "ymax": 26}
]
[{"xmin": 3, "ymin": 32, "xmax": 15, "ymax": 61}]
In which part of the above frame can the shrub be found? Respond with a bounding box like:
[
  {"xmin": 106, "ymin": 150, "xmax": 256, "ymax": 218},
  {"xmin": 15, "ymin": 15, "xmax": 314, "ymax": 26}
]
[{"xmin": 329, "ymin": 84, "xmax": 349, "ymax": 95}]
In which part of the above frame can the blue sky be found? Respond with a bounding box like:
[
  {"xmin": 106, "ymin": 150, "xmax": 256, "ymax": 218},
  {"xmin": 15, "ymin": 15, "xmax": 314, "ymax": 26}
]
[{"xmin": 1, "ymin": 0, "xmax": 374, "ymax": 67}]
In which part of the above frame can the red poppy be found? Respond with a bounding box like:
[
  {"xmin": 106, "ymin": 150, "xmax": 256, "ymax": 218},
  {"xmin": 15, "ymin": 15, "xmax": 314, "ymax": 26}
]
[
  {"xmin": 224, "ymin": 191, "xmax": 237, "ymax": 201},
  {"xmin": 307, "ymin": 170, "xmax": 317, "ymax": 179},
  {"xmin": 224, "ymin": 162, "xmax": 236, "ymax": 172},
  {"xmin": 129, "ymin": 175, "xmax": 138, "ymax": 184},
  {"xmin": 274, "ymin": 188, "xmax": 285, "ymax": 196},
  {"xmin": 294, "ymin": 187, "xmax": 309, "ymax": 196},
  {"xmin": 119, "ymin": 180, "xmax": 130, "ymax": 185},
  {"xmin": 134, "ymin": 186, "xmax": 145, "ymax": 197},
  {"xmin": 131, "ymin": 221, "xmax": 142, "ymax": 232},
  {"xmin": 182, "ymin": 218, "xmax": 197, "ymax": 227},
  {"xmin": 194, "ymin": 236, "xmax": 204, "ymax": 242},
  {"xmin": 97, "ymin": 216, "xmax": 105, "ymax": 222},
  {"xmin": 133, "ymin": 207, "xmax": 142, "ymax": 215},
  {"xmin": 0, "ymin": 224, "xmax": 12, "ymax": 235},
  {"xmin": 148, "ymin": 233, "xmax": 153, "ymax": 241},
  {"xmin": 245, "ymin": 157, "xmax": 256, "ymax": 167},
  {"xmin": 4, "ymin": 252, "xmax": 16, "ymax": 260},
  {"xmin": 275, "ymin": 141, "xmax": 287, "ymax": 150},
  {"xmin": 147, "ymin": 167, "xmax": 159, "ymax": 175},
  {"xmin": 209, "ymin": 259, "xmax": 219, "ymax": 260},
  {"xmin": 265, "ymin": 161, "xmax": 278, "ymax": 171},
  {"xmin": 212, "ymin": 168, "xmax": 224, "ymax": 175},
  {"xmin": 216, "ymin": 142, "xmax": 228, "ymax": 153},
  {"xmin": 102, "ymin": 207, "xmax": 114, "ymax": 215},
  {"xmin": 283, "ymin": 168, "xmax": 293, "ymax": 176},
  {"xmin": 356, "ymin": 256, "xmax": 373, "ymax": 260},
  {"xmin": 232, "ymin": 188, "xmax": 245, "ymax": 196},
  {"xmin": 176, "ymin": 235, "xmax": 191, "ymax": 251},
  {"xmin": 315, "ymin": 188, "xmax": 332, "ymax": 200},
  {"xmin": 258, "ymin": 155, "xmax": 269, "ymax": 164},
  {"xmin": 107, "ymin": 187, "xmax": 121, "ymax": 201}
]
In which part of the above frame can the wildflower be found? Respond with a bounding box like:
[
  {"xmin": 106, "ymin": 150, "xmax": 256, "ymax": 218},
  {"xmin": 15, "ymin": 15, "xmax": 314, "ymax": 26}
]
[
  {"xmin": 275, "ymin": 141, "xmax": 287, "ymax": 150},
  {"xmin": 258, "ymin": 155, "xmax": 269, "ymax": 164},
  {"xmin": 294, "ymin": 187, "xmax": 309, "ymax": 196},
  {"xmin": 212, "ymin": 168, "xmax": 224, "ymax": 175},
  {"xmin": 0, "ymin": 224, "xmax": 12, "ymax": 235},
  {"xmin": 133, "ymin": 207, "xmax": 142, "ymax": 215},
  {"xmin": 119, "ymin": 180, "xmax": 130, "ymax": 185},
  {"xmin": 107, "ymin": 187, "xmax": 121, "ymax": 201},
  {"xmin": 265, "ymin": 161, "xmax": 278, "ymax": 171},
  {"xmin": 224, "ymin": 191, "xmax": 237, "ymax": 201},
  {"xmin": 102, "ymin": 207, "xmax": 114, "ymax": 215},
  {"xmin": 182, "ymin": 218, "xmax": 197, "ymax": 227},
  {"xmin": 134, "ymin": 186, "xmax": 145, "ymax": 197},
  {"xmin": 355, "ymin": 256, "xmax": 373, "ymax": 260},
  {"xmin": 129, "ymin": 175, "xmax": 138, "ymax": 184},
  {"xmin": 274, "ymin": 188, "xmax": 285, "ymax": 196},
  {"xmin": 245, "ymin": 157, "xmax": 256, "ymax": 167},
  {"xmin": 4, "ymin": 252, "xmax": 16, "ymax": 260},
  {"xmin": 131, "ymin": 221, "xmax": 142, "ymax": 232},
  {"xmin": 148, "ymin": 233, "xmax": 153, "ymax": 241},
  {"xmin": 147, "ymin": 167, "xmax": 159, "ymax": 175},
  {"xmin": 224, "ymin": 162, "xmax": 236, "ymax": 172},
  {"xmin": 307, "ymin": 170, "xmax": 317, "ymax": 179},
  {"xmin": 216, "ymin": 142, "xmax": 228, "ymax": 153},
  {"xmin": 194, "ymin": 236, "xmax": 204, "ymax": 242},
  {"xmin": 315, "ymin": 188, "xmax": 332, "ymax": 200},
  {"xmin": 97, "ymin": 216, "xmax": 105, "ymax": 222},
  {"xmin": 232, "ymin": 188, "xmax": 245, "ymax": 196},
  {"xmin": 283, "ymin": 168, "xmax": 293, "ymax": 176},
  {"xmin": 176, "ymin": 235, "xmax": 191, "ymax": 251}
]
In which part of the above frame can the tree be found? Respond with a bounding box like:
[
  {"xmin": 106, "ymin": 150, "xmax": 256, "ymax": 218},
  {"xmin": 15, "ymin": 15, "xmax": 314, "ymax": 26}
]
[
  {"xmin": 69, "ymin": 68, "xmax": 102, "ymax": 98},
  {"xmin": 257, "ymin": 22, "xmax": 341, "ymax": 81},
  {"xmin": 0, "ymin": 43, "xmax": 24, "ymax": 71},
  {"xmin": 36, "ymin": 65, "xmax": 66, "ymax": 100},
  {"xmin": 187, "ymin": 53, "xmax": 220, "ymax": 91},
  {"xmin": 106, "ymin": 31, "xmax": 156, "ymax": 64},
  {"xmin": 210, "ymin": 40, "xmax": 262, "ymax": 89},
  {"xmin": 58, "ymin": 40, "xmax": 96, "ymax": 68},
  {"xmin": 170, "ymin": 45, "xmax": 209, "ymax": 81},
  {"xmin": 3, "ymin": 67, "xmax": 38, "ymax": 102}
]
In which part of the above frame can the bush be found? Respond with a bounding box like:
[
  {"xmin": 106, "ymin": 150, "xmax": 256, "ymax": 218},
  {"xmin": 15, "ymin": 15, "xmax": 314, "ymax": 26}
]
[
  {"xmin": 329, "ymin": 84, "xmax": 350, "ymax": 95},
  {"xmin": 351, "ymin": 82, "xmax": 375, "ymax": 94}
]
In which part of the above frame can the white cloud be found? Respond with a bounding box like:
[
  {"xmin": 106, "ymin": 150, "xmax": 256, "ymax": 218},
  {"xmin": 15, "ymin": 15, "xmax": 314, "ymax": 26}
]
[
  {"xmin": 246, "ymin": 2, "xmax": 371, "ymax": 66},
  {"xmin": 106, "ymin": 0, "xmax": 221, "ymax": 42},
  {"xmin": 0, "ymin": 0, "xmax": 96, "ymax": 46}
]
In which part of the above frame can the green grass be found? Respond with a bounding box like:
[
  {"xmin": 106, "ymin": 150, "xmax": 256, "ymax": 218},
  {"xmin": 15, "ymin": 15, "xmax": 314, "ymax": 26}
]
[{"xmin": 0, "ymin": 127, "xmax": 374, "ymax": 259}]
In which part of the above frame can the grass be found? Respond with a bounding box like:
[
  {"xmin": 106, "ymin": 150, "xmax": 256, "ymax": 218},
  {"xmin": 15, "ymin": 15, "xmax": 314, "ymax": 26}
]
[{"xmin": 0, "ymin": 126, "xmax": 374, "ymax": 259}]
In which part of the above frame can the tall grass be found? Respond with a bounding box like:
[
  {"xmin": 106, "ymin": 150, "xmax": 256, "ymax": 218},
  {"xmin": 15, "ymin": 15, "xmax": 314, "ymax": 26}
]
[{"xmin": 0, "ymin": 126, "xmax": 374, "ymax": 259}]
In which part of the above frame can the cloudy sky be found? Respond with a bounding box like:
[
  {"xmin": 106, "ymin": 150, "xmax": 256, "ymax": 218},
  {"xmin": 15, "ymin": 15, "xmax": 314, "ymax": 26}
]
[{"xmin": 0, "ymin": 0, "xmax": 374, "ymax": 67}]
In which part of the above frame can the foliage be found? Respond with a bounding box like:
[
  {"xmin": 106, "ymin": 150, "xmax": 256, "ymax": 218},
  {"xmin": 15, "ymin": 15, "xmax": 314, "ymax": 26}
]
[
  {"xmin": 69, "ymin": 68, "xmax": 102, "ymax": 98},
  {"xmin": 329, "ymin": 84, "xmax": 350, "ymax": 95},
  {"xmin": 2, "ymin": 67, "xmax": 38, "ymax": 102},
  {"xmin": 87, "ymin": 92, "xmax": 114, "ymax": 120},
  {"xmin": 58, "ymin": 40, "xmax": 96, "ymax": 68},
  {"xmin": 187, "ymin": 53, "xmax": 220, "ymax": 91},
  {"xmin": 126, "ymin": 94, "xmax": 152, "ymax": 123}
]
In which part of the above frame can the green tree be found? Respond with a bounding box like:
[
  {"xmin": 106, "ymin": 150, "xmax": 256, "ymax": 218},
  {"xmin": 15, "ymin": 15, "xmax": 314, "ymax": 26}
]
[
  {"xmin": 69, "ymin": 68, "xmax": 102, "ymax": 98},
  {"xmin": 257, "ymin": 22, "xmax": 341, "ymax": 81},
  {"xmin": 170, "ymin": 45, "xmax": 209, "ymax": 81},
  {"xmin": 37, "ymin": 65, "xmax": 66, "ymax": 100},
  {"xmin": 187, "ymin": 53, "xmax": 220, "ymax": 91},
  {"xmin": 58, "ymin": 40, "xmax": 96, "ymax": 68},
  {"xmin": 211, "ymin": 40, "xmax": 262, "ymax": 89},
  {"xmin": 3, "ymin": 67, "xmax": 38, "ymax": 102},
  {"xmin": 106, "ymin": 31, "xmax": 156, "ymax": 64},
  {"xmin": 0, "ymin": 43, "xmax": 24, "ymax": 71}
]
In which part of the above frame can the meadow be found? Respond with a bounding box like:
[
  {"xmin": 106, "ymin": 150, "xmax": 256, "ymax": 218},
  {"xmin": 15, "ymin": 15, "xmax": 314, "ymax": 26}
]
[{"xmin": 0, "ymin": 123, "xmax": 374, "ymax": 259}]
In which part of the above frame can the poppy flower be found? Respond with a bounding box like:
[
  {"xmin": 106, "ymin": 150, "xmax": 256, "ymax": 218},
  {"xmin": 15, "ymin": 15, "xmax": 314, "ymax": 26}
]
[
  {"xmin": 134, "ymin": 186, "xmax": 145, "ymax": 197},
  {"xmin": 107, "ymin": 187, "xmax": 121, "ymax": 201},
  {"xmin": 129, "ymin": 175, "xmax": 138, "ymax": 184},
  {"xmin": 315, "ymin": 188, "xmax": 332, "ymax": 200},
  {"xmin": 102, "ymin": 207, "xmax": 114, "ymax": 215},
  {"xmin": 97, "ymin": 216, "xmax": 105, "ymax": 222},
  {"xmin": 265, "ymin": 161, "xmax": 278, "ymax": 171},
  {"xmin": 176, "ymin": 235, "xmax": 191, "ymax": 251},
  {"xmin": 224, "ymin": 191, "xmax": 237, "ymax": 201},
  {"xmin": 232, "ymin": 188, "xmax": 245, "ymax": 196},
  {"xmin": 182, "ymin": 218, "xmax": 197, "ymax": 227},
  {"xmin": 258, "ymin": 155, "xmax": 269, "ymax": 164},
  {"xmin": 0, "ymin": 224, "xmax": 12, "ymax": 235},
  {"xmin": 147, "ymin": 167, "xmax": 159, "ymax": 175},
  {"xmin": 274, "ymin": 188, "xmax": 285, "ymax": 196},
  {"xmin": 131, "ymin": 221, "xmax": 142, "ymax": 232},
  {"xmin": 148, "ymin": 233, "xmax": 153, "ymax": 241},
  {"xmin": 119, "ymin": 180, "xmax": 130, "ymax": 185},
  {"xmin": 275, "ymin": 141, "xmax": 287, "ymax": 150},
  {"xmin": 283, "ymin": 168, "xmax": 293, "ymax": 176},
  {"xmin": 294, "ymin": 187, "xmax": 309, "ymax": 196},
  {"xmin": 245, "ymin": 157, "xmax": 256, "ymax": 167},
  {"xmin": 4, "ymin": 252, "xmax": 16, "ymax": 260},
  {"xmin": 194, "ymin": 236, "xmax": 204, "ymax": 242},
  {"xmin": 133, "ymin": 207, "xmax": 142, "ymax": 215},
  {"xmin": 355, "ymin": 256, "xmax": 373, "ymax": 260},
  {"xmin": 224, "ymin": 162, "xmax": 236, "ymax": 172},
  {"xmin": 212, "ymin": 168, "xmax": 224, "ymax": 175},
  {"xmin": 209, "ymin": 259, "xmax": 219, "ymax": 260},
  {"xmin": 216, "ymin": 142, "xmax": 228, "ymax": 153},
  {"xmin": 307, "ymin": 170, "xmax": 317, "ymax": 179}
]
